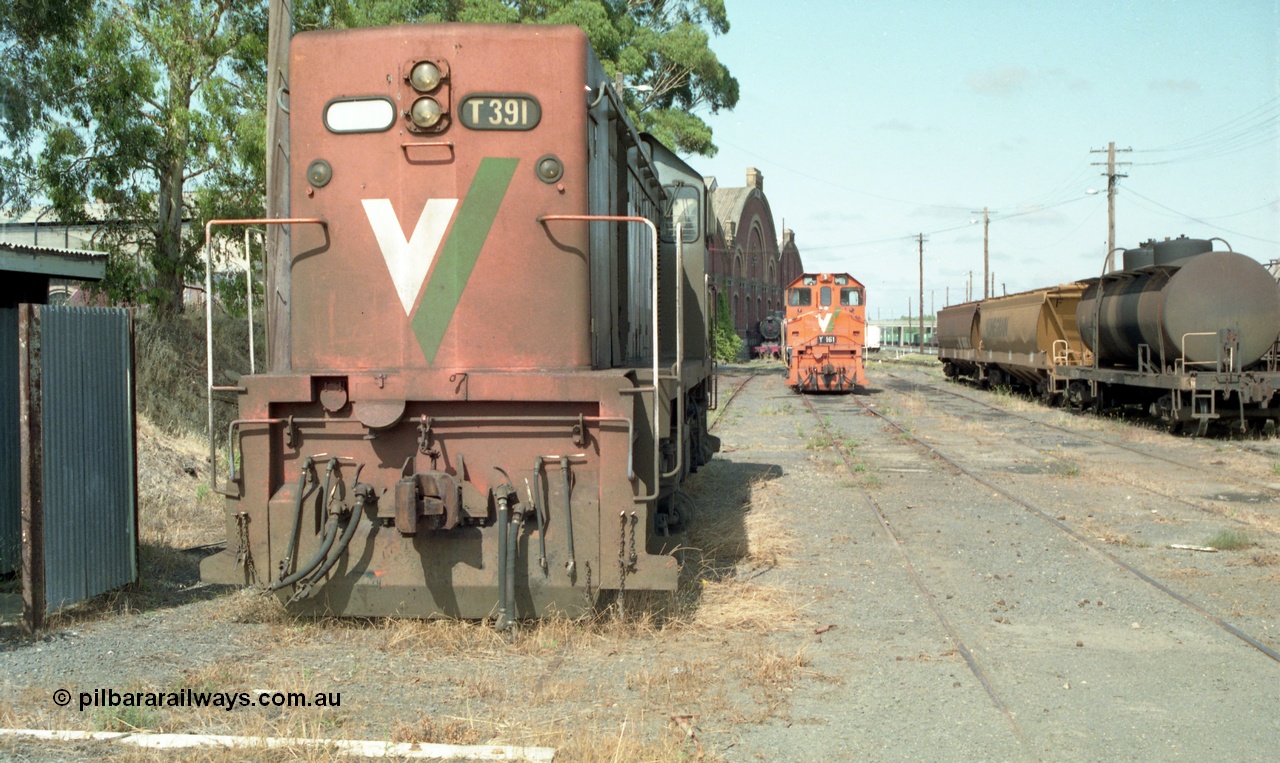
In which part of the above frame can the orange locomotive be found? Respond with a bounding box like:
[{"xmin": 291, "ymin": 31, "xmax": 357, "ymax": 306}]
[{"xmin": 783, "ymin": 273, "xmax": 869, "ymax": 392}]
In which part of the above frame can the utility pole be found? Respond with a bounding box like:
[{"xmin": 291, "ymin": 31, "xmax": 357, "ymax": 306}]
[
  {"xmin": 990, "ymin": 272, "xmax": 995, "ymax": 298},
  {"xmin": 971, "ymin": 207, "xmax": 997, "ymax": 299},
  {"xmin": 1091, "ymin": 141, "xmax": 1131, "ymax": 264},
  {"xmin": 917, "ymin": 233, "xmax": 925, "ymax": 353},
  {"xmin": 967, "ymin": 271, "xmax": 973, "ymax": 302}
]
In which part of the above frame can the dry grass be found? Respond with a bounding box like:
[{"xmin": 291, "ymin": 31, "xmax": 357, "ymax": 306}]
[
  {"xmin": 1077, "ymin": 518, "xmax": 1143, "ymax": 547},
  {"xmin": 135, "ymin": 414, "xmax": 224, "ymax": 550}
]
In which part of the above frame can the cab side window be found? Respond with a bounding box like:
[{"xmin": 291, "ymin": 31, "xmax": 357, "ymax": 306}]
[
  {"xmin": 840, "ymin": 288, "xmax": 863, "ymax": 306},
  {"xmin": 788, "ymin": 288, "xmax": 811, "ymax": 306}
]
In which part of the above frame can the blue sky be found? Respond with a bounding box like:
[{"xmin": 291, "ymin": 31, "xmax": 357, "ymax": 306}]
[{"xmin": 691, "ymin": 0, "xmax": 1280, "ymax": 319}]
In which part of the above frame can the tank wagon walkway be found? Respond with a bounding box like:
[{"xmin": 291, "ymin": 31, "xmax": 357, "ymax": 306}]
[{"xmin": 707, "ymin": 362, "xmax": 1279, "ymax": 761}]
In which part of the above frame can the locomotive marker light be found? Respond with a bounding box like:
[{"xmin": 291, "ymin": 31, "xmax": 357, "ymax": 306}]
[
  {"xmin": 323, "ymin": 97, "xmax": 396, "ymax": 133},
  {"xmin": 535, "ymin": 155, "xmax": 564, "ymax": 183},
  {"xmin": 306, "ymin": 159, "xmax": 332, "ymax": 188}
]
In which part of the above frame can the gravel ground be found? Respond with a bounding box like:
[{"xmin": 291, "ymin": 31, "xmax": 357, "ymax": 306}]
[{"xmin": 1, "ymin": 357, "xmax": 1278, "ymax": 761}]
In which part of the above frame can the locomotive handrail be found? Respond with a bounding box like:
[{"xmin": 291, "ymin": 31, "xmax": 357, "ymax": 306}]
[
  {"xmin": 538, "ymin": 213, "xmax": 664, "ymax": 502},
  {"xmin": 399, "ymin": 141, "xmax": 455, "ymax": 162},
  {"xmin": 204, "ymin": 217, "xmax": 328, "ymax": 497},
  {"xmin": 661, "ymin": 226, "xmax": 685, "ymax": 480}
]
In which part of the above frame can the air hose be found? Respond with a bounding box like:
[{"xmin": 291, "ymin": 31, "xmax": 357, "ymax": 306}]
[
  {"xmin": 271, "ymin": 511, "xmax": 339, "ymax": 591},
  {"xmin": 300, "ymin": 465, "xmax": 367, "ymax": 587},
  {"xmin": 279, "ymin": 457, "xmax": 315, "ymax": 577},
  {"xmin": 495, "ymin": 492, "xmax": 511, "ymax": 630}
]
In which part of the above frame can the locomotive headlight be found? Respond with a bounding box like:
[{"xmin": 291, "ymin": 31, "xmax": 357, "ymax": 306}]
[
  {"xmin": 409, "ymin": 61, "xmax": 442, "ymax": 92},
  {"xmin": 410, "ymin": 97, "xmax": 443, "ymax": 129}
]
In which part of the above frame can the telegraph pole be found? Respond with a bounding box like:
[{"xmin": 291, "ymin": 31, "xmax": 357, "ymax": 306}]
[
  {"xmin": 1091, "ymin": 141, "xmax": 1131, "ymax": 262},
  {"xmin": 917, "ymin": 233, "xmax": 925, "ymax": 353},
  {"xmin": 971, "ymin": 207, "xmax": 997, "ymax": 298}
]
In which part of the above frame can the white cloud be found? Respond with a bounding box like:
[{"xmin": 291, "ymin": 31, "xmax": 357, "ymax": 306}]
[{"xmin": 967, "ymin": 67, "xmax": 1031, "ymax": 97}]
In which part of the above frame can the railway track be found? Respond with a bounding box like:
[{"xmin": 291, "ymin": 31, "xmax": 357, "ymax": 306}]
[
  {"xmin": 878, "ymin": 367, "xmax": 1280, "ymax": 539},
  {"xmin": 796, "ymin": 392, "xmax": 1026, "ymax": 740},
  {"xmin": 800, "ymin": 389, "xmax": 1280, "ymax": 668}
]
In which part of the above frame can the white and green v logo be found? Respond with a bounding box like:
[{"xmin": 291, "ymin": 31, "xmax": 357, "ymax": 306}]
[{"xmin": 361, "ymin": 157, "xmax": 519, "ymax": 364}]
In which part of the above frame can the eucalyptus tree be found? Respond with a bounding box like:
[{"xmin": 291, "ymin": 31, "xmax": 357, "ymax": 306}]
[{"xmin": 1, "ymin": 0, "xmax": 266, "ymax": 311}]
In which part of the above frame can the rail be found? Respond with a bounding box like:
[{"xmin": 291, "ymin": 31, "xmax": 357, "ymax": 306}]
[{"xmin": 204, "ymin": 217, "xmax": 327, "ymax": 497}]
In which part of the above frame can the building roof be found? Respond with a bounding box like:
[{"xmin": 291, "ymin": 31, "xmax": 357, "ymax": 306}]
[
  {"xmin": 709, "ymin": 186, "xmax": 761, "ymax": 233},
  {"xmin": 0, "ymin": 242, "xmax": 108, "ymax": 281}
]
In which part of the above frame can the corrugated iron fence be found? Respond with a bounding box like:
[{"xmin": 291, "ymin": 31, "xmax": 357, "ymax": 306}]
[
  {"xmin": 0, "ymin": 308, "xmax": 18, "ymax": 574},
  {"xmin": 8, "ymin": 305, "xmax": 137, "ymax": 630}
]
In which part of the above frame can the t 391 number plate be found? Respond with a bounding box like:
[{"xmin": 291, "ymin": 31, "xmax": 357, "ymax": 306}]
[{"xmin": 459, "ymin": 95, "xmax": 541, "ymax": 130}]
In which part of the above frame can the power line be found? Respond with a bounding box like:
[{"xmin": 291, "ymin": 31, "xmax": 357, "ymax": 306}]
[
  {"xmin": 1123, "ymin": 187, "xmax": 1280, "ymax": 245},
  {"xmin": 716, "ymin": 139, "xmax": 972, "ymax": 211}
]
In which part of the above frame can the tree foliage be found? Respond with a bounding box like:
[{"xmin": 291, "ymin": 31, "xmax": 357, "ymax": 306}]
[{"xmin": 2, "ymin": 0, "xmax": 267, "ymax": 312}]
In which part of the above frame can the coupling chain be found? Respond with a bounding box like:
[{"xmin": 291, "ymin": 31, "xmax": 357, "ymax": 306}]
[
  {"xmin": 628, "ymin": 512, "xmax": 637, "ymax": 568},
  {"xmin": 618, "ymin": 511, "xmax": 628, "ymax": 599}
]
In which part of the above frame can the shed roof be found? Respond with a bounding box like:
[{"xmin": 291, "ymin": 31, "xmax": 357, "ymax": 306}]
[{"xmin": 0, "ymin": 242, "xmax": 108, "ymax": 281}]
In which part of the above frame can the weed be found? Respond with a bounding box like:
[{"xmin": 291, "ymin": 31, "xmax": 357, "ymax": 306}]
[
  {"xmin": 1271, "ymin": 463, "xmax": 1280, "ymax": 476},
  {"xmin": 1207, "ymin": 529, "xmax": 1253, "ymax": 550},
  {"xmin": 1061, "ymin": 463, "xmax": 1081, "ymax": 478},
  {"xmin": 806, "ymin": 434, "xmax": 835, "ymax": 450},
  {"xmin": 93, "ymin": 705, "xmax": 158, "ymax": 733}
]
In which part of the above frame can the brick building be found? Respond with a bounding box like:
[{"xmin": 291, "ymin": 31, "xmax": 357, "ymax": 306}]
[{"xmin": 705, "ymin": 167, "xmax": 804, "ymax": 350}]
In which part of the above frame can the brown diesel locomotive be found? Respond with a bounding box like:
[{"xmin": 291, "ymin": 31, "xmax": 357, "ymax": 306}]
[{"xmin": 200, "ymin": 24, "xmax": 718, "ymax": 622}]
